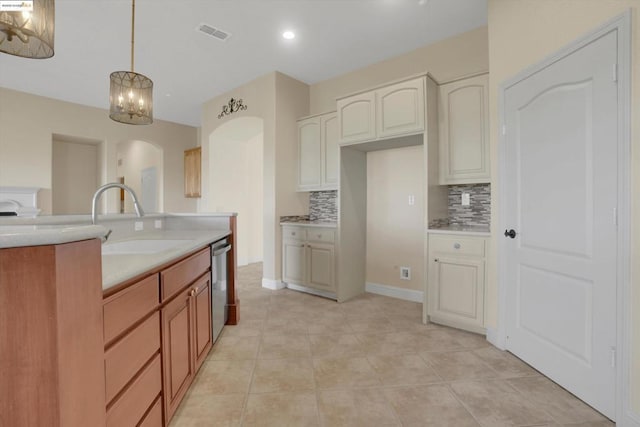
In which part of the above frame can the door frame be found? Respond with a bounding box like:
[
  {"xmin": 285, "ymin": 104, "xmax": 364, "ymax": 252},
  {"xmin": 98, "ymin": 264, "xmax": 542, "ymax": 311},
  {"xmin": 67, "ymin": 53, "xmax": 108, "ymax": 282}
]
[{"xmin": 495, "ymin": 11, "xmax": 634, "ymax": 424}]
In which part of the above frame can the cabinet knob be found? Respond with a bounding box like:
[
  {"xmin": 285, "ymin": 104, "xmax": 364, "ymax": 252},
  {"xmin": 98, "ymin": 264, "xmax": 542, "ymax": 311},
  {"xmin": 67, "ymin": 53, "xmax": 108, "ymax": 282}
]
[
  {"xmin": 317, "ymin": 234, "xmax": 321, "ymax": 238},
  {"xmin": 434, "ymin": 258, "xmax": 439, "ymax": 262},
  {"xmin": 292, "ymin": 232, "xmax": 296, "ymax": 235},
  {"xmin": 453, "ymin": 243, "xmax": 461, "ymax": 249},
  {"xmin": 190, "ymin": 288, "xmax": 196, "ymax": 297}
]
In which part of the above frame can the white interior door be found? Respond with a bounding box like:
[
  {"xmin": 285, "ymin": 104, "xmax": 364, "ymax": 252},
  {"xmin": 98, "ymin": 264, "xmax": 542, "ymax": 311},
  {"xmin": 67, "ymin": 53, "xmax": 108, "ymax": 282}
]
[
  {"xmin": 140, "ymin": 166, "xmax": 157, "ymax": 213},
  {"xmin": 503, "ymin": 30, "xmax": 618, "ymax": 419}
]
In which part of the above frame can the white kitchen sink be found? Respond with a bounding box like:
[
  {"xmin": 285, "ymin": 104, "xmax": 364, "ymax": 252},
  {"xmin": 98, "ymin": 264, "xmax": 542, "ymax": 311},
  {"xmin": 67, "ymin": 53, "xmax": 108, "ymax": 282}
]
[{"xmin": 102, "ymin": 239, "xmax": 191, "ymax": 255}]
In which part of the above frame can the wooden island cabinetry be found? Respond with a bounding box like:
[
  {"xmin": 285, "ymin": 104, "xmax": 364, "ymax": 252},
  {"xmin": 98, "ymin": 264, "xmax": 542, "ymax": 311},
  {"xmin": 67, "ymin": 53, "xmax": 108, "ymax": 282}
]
[
  {"xmin": 102, "ymin": 246, "xmax": 213, "ymax": 426},
  {"xmin": 0, "ymin": 239, "xmax": 106, "ymax": 427}
]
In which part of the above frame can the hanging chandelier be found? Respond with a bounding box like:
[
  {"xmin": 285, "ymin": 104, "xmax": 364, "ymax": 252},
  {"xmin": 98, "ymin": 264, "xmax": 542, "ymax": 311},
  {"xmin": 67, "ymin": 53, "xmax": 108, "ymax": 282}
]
[
  {"xmin": 0, "ymin": 0, "xmax": 55, "ymax": 58},
  {"xmin": 109, "ymin": 0, "xmax": 153, "ymax": 125}
]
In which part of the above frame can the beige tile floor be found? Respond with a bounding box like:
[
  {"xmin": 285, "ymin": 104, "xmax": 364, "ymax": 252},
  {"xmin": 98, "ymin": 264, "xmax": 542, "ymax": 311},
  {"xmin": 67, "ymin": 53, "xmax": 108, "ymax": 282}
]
[{"xmin": 170, "ymin": 263, "xmax": 613, "ymax": 427}]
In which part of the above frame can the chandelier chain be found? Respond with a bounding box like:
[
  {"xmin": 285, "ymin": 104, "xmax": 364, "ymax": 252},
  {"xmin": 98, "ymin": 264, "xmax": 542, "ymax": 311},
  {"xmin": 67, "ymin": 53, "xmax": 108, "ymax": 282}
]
[{"xmin": 131, "ymin": 0, "xmax": 135, "ymax": 72}]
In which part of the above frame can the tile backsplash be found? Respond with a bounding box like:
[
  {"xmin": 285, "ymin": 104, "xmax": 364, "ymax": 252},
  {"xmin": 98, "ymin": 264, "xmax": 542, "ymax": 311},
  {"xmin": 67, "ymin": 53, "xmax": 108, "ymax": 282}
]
[
  {"xmin": 448, "ymin": 183, "xmax": 491, "ymax": 227},
  {"xmin": 309, "ymin": 190, "xmax": 337, "ymax": 222}
]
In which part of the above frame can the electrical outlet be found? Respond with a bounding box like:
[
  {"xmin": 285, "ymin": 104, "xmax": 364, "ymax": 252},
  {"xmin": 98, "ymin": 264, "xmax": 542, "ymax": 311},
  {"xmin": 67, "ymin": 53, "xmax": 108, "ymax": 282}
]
[
  {"xmin": 154, "ymin": 219, "xmax": 162, "ymax": 229},
  {"xmin": 461, "ymin": 193, "xmax": 471, "ymax": 206},
  {"xmin": 134, "ymin": 221, "xmax": 143, "ymax": 231},
  {"xmin": 400, "ymin": 266, "xmax": 411, "ymax": 280}
]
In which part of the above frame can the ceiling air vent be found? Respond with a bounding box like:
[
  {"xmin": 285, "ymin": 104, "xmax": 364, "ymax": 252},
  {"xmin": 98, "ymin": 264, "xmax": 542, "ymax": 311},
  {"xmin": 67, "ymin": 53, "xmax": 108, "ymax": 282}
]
[{"xmin": 197, "ymin": 24, "xmax": 231, "ymax": 41}]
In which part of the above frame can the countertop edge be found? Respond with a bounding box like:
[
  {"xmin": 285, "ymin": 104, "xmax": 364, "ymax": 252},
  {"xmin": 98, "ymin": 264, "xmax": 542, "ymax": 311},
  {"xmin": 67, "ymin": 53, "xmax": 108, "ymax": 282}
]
[
  {"xmin": 427, "ymin": 228, "xmax": 491, "ymax": 237},
  {"xmin": 280, "ymin": 221, "xmax": 337, "ymax": 228},
  {"xmin": 0, "ymin": 225, "xmax": 108, "ymax": 249}
]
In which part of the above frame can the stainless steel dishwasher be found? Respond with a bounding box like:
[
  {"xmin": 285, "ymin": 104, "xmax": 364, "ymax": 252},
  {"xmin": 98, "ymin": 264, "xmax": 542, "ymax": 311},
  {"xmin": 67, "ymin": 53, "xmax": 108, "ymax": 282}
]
[{"xmin": 211, "ymin": 237, "xmax": 231, "ymax": 343}]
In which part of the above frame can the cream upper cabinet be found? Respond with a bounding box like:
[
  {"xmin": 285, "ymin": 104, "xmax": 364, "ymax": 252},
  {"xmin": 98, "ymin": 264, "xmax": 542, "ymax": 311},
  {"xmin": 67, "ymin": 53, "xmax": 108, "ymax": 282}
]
[
  {"xmin": 322, "ymin": 113, "xmax": 339, "ymax": 188},
  {"xmin": 337, "ymin": 92, "xmax": 376, "ymax": 144},
  {"xmin": 427, "ymin": 233, "xmax": 487, "ymax": 334},
  {"xmin": 337, "ymin": 76, "xmax": 425, "ymax": 146},
  {"xmin": 297, "ymin": 117, "xmax": 322, "ymax": 190},
  {"xmin": 376, "ymin": 77, "xmax": 425, "ymax": 138},
  {"xmin": 297, "ymin": 112, "xmax": 338, "ymax": 191},
  {"xmin": 438, "ymin": 74, "xmax": 490, "ymax": 184}
]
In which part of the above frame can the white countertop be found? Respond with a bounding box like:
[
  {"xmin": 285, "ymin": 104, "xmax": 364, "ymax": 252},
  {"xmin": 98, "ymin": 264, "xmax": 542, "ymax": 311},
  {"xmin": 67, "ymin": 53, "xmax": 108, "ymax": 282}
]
[
  {"xmin": 101, "ymin": 229, "xmax": 230, "ymax": 290},
  {"xmin": 0, "ymin": 222, "xmax": 230, "ymax": 291},
  {"xmin": 280, "ymin": 221, "xmax": 337, "ymax": 228},
  {"xmin": 427, "ymin": 225, "xmax": 491, "ymax": 237},
  {"xmin": 0, "ymin": 224, "xmax": 108, "ymax": 248}
]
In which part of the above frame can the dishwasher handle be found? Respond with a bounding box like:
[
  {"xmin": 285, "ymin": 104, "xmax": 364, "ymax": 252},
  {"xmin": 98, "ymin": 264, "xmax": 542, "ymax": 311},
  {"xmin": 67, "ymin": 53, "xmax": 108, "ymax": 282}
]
[{"xmin": 213, "ymin": 244, "xmax": 232, "ymax": 256}]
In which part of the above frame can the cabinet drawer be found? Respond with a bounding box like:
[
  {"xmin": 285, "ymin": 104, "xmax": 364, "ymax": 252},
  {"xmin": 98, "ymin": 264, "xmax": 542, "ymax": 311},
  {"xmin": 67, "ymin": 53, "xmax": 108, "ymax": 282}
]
[
  {"xmin": 104, "ymin": 311, "xmax": 161, "ymax": 404},
  {"xmin": 429, "ymin": 235, "xmax": 485, "ymax": 257},
  {"xmin": 161, "ymin": 247, "xmax": 210, "ymax": 302},
  {"xmin": 282, "ymin": 226, "xmax": 304, "ymax": 240},
  {"xmin": 104, "ymin": 274, "xmax": 159, "ymax": 344},
  {"xmin": 106, "ymin": 354, "xmax": 162, "ymax": 427},
  {"xmin": 306, "ymin": 228, "xmax": 335, "ymax": 243},
  {"xmin": 139, "ymin": 396, "xmax": 163, "ymax": 427}
]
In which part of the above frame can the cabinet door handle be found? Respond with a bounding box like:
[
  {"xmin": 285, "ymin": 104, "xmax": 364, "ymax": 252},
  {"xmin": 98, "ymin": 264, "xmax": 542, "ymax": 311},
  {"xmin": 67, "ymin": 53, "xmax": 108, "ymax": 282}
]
[
  {"xmin": 434, "ymin": 258, "xmax": 439, "ymax": 262},
  {"xmin": 300, "ymin": 244, "xmax": 305, "ymax": 248},
  {"xmin": 190, "ymin": 288, "xmax": 196, "ymax": 297}
]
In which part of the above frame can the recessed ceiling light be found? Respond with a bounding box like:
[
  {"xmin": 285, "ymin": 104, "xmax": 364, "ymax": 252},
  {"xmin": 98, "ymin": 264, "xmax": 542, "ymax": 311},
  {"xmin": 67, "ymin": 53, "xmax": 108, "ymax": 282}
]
[{"xmin": 282, "ymin": 31, "xmax": 295, "ymax": 40}]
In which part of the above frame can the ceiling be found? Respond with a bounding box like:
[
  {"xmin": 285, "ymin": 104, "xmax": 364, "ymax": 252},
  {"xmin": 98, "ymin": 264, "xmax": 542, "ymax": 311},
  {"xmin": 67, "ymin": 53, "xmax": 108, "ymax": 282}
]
[{"xmin": 0, "ymin": 0, "xmax": 487, "ymax": 127}]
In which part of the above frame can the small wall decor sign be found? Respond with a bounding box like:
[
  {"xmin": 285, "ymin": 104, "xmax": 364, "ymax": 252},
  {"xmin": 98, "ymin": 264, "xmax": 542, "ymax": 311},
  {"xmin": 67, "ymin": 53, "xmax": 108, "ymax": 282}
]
[{"xmin": 218, "ymin": 98, "xmax": 248, "ymax": 119}]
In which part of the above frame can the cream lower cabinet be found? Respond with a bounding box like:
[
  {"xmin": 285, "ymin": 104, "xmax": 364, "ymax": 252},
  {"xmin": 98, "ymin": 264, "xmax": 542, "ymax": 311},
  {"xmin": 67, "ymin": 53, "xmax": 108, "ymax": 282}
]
[
  {"xmin": 427, "ymin": 233, "xmax": 487, "ymax": 334},
  {"xmin": 282, "ymin": 225, "xmax": 336, "ymax": 296}
]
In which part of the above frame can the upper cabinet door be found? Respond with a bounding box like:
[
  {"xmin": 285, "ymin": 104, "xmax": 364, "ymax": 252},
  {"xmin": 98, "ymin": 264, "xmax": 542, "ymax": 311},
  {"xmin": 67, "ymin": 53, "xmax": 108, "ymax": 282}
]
[
  {"xmin": 438, "ymin": 74, "xmax": 490, "ymax": 184},
  {"xmin": 297, "ymin": 117, "xmax": 322, "ymax": 190},
  {"xmin": 376, "ymin": 77, "xmax": 425, "ymax": 139},
  {"xmin": 337, "ymin": 92, "xmax": 376, "ymax": 145},
  {"xmin": 321, "ymin": 113, "xmax": 339, "ymax": 189}
]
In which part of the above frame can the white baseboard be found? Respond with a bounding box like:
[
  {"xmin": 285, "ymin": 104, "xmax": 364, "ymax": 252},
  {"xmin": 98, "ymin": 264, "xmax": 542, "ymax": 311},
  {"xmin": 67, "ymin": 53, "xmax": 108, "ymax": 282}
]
[
  {"xmin": 365, "ymin": 282, "xmax": 423, "ymax": 303},
  {"xmin": 262, "ymin": 278, "xmax": 285, "ymax": 290},
  {"xmin": 486, "ymin": 327, "xmax": 506, "ymax": 350}
]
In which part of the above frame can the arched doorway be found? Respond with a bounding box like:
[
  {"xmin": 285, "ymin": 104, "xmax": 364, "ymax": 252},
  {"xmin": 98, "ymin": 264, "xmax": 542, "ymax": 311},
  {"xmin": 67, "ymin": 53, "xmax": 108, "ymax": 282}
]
[
  {"xmin": 115, "ymin": 140, "xmax": 164, "ymax": 213},
  {"xmin": 209, "ymin": 117, "xmax": 264, "ymax": 266}
]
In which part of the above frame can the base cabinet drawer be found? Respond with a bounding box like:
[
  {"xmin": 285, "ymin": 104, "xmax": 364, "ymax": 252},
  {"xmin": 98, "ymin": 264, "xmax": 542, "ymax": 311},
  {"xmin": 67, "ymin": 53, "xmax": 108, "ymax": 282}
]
[
  {"xmin": 161, "ymin": 247, "xmax": 211, "ymax": 302},
  {"xmin": 107, "ymin": 354, "xmax": 162, "ymax": 427},
  {"xmin": 104, "ymin": 274, "xmax": 159, "ymax": 345},
  {"xmin": 139, "ymin": 396, "xmax": 163, "ymax": 427},
  {"xmin": 104, "ymin": 312, "xmax": 161, "ymax": 403}
]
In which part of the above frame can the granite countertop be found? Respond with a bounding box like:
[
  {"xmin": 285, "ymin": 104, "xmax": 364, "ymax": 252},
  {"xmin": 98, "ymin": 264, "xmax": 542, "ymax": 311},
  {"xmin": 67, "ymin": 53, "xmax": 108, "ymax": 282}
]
[
  {"xmin": 280, "ymin": 220, "xmax": 337, "ymax": 228},
  {"xmin": 427, "ymin": 224, "xmax": 491, "ymax": 237},
  {"xmin": 101, "ymin": 229, "xmax": 230, "ymax": 290}
]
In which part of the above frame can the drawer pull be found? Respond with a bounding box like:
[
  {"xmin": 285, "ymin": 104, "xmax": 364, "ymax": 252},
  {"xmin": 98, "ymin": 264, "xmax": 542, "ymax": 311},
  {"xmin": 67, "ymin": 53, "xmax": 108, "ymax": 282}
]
[
  {"xmin": 292, "ymin": 232, "xmax": 296, "ymax": 235},
  {"xmin": 317, "ymin": 234, "xmax": 321, "ymax": 238},
  {"xmin": 453, "ymin": 243, "xmax": 461, "ymax": 249}
]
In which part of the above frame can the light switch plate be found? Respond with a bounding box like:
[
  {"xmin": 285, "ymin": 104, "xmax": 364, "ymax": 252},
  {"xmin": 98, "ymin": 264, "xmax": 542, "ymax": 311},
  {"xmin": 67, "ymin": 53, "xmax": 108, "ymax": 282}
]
[
  {"xmin": 461, "ymin": 193, "xmax": 470, "ymax": 206},
  {"xmin": 134, "ymin": 221, "xmax": 143, "ymax": 231}
]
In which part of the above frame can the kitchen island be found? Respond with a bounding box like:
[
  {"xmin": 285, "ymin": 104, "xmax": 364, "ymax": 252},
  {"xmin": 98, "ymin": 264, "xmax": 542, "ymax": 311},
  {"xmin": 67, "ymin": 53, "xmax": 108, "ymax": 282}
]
[{"xmin": 0, "ymin": 213, "xmax": 238, "ymax": 427}]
